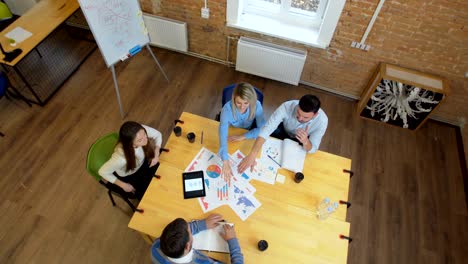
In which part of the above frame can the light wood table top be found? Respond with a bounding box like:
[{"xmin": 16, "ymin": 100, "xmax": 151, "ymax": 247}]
[
  {"xmin": 158, "ymin": 112, "xmax": 351, "ymax": 221},
  {"xmin": 128, "ymin": 112, "xmax": 351, "ymax": 263},
  {"xmin": 0, "ymin": 0, "xmax": 79, "ymax": 66}
]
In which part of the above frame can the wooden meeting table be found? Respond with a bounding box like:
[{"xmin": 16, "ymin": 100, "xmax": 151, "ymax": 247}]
[{"xmin": 128, "ymin": 112, "xmax": 352, "ymax": 263}]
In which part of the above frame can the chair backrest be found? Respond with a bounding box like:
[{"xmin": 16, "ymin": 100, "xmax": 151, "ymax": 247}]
[
  {"xmin": 0, "ymin": 71, "xmax": 8, "ymax": 98},
  {"xmin": 0, "ymin": 3, "xmax": 13, "ymax": 21},
  {"xmin": 221, "ymin": 83, "xmax": 264, "ymax": 107},
  {"xmin": 86, "ymin": 132, "xmax": 119, "ymax": 182}
]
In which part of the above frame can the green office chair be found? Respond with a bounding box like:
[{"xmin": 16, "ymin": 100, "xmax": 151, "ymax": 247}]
[
  {"xmin": 0, "ymin": 2, "xmax": 15, "ymax": 32},
  {"xmin": 0, "ymin": 2, "xmax": 13, "ymax": 21},
  {"xmin": 86, "ymin": 132, "xmax": 143, "ymax": 213}
]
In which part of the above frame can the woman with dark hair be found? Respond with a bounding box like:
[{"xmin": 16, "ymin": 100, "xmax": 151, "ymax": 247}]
[{"xmin": 99, "ymin": 121, "xmax": 163, "ymax": 200}]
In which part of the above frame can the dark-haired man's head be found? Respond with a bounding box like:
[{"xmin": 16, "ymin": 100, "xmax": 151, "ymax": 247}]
[
  {"xmin": 296, "ymin": 95, "xmax": 321, "ymax": 123},
  {"xmin": 160, "ymin": 218, "xmax": 192, "ymax": 258}
]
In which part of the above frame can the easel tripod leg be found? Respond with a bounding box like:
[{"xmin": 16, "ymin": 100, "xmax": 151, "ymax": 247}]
[
  {"xmin": 110, "ymin": 65, "xmax": 125, "ymax": 118},
  {"xmin": 145, "ymin": 44, "xmax": 169, "ymax": 82}
]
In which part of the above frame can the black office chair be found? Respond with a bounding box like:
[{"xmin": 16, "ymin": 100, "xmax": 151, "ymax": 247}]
[{"xmin": 215, "ymin": 83, "xmax": 264, "ymax": 121}]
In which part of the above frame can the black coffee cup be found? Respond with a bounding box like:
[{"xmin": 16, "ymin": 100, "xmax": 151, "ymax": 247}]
[
  {"xmin": 294, "ymin": 172, "xmax": 304, "ymax": 183},
  {"xmin": 173, "ymin": 126, "xmax": 182, "ymax": 137},
  {"xmin": 258, "ymin": 240, "xmax": 268, "ymax": 251},
  {"xmin": 187, "ymin": 132, "xmax": 196, "ymax": 143}
]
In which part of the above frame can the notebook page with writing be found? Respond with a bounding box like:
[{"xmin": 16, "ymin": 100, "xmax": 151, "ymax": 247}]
[{"xmin": 192, "ymin": 224, "xmax": 229, "ymax": 253}]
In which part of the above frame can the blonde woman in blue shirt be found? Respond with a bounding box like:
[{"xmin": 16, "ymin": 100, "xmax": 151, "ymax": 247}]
[{"xmin": 218, "ymin": 83, "xmax": 265, "ymax": 182}]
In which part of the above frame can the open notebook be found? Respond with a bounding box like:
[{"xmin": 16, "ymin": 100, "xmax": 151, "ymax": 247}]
[
  {"xmin": 192, "ymin": 224, "xmax": 229, "ymax": 253},
  {"xmin": 262, "ymin": 138, "xmax": 307, "ymax": 173}
]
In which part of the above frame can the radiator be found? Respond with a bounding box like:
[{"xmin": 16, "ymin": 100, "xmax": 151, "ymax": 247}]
[
  {"xmin": 236, "ymin": 37, "xmax": 307, "ymax": 85},
  {"xmin": 143, "ymin": 14, "xmax": 188, "ymax": 52}
]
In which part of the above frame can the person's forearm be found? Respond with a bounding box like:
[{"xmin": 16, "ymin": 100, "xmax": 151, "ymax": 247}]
[
  {"xmin": 303, "ymin": 139, "xmax": 312, "ymax": 152},
  {"xmin": 114, "ymin": 179, "xmax": 126, "ymax": 189},
  {"xmin": 249, "ymin": 137, "xmax": 266, "ymax": 157},
  {"xmin": 219, "ymin": 118, "xmax": 230, "ymax": 160},
  {"xmin": 155, "ymin": 145, "xmax": 161, "ymax": 155},
  {"xmin": 227, "ymin": 238, "xmax": 244, "ymax": 264},
  {"xmin": 244, "ymin": 128, "xmax": 260, "ymax": 139}
]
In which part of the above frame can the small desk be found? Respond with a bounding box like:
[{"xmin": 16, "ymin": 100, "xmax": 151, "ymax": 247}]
[
  {"xmin": 0, "ymin": 0, "xmax": 95, "ymax": 105},
  {"xmin": 129, "ymin": 112, "xmax": 352, "ymax": 263}
]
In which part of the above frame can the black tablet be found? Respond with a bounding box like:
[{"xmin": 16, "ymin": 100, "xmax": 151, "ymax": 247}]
[{"xmin": 182, "ymin": 170, "xmax": 206, "ymax": 199}]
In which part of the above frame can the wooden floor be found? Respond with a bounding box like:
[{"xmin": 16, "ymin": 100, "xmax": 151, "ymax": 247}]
[{"xmin": 0, "ymin": 48, "xmax": 466, "ymax": 264}]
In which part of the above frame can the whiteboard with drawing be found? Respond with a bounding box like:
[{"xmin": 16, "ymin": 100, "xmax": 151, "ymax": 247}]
[{"xmin": 78, "ymin": 0, "xmax": 149, "ymax": 67}]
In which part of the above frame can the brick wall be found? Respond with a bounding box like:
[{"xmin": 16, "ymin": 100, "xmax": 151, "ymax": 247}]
[{"xmin": 140, "ymin": 0, "xmax": 467, "ymax": 125}]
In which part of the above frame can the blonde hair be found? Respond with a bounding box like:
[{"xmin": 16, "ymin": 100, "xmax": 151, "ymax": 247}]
[{"xmin": 230, "ymin": 83, "xmax": 257, "ymax": 121}]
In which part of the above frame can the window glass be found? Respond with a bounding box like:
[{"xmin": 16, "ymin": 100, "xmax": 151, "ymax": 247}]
[
  {"xmin": 258, "ymin": 0, "xmax": 281, "ymax": 3},
  {"xmin": 227, "ymin": 0, "xmax": 345, "ymax": 48},
  {"xmin": 290, "ymin": 0, "xmax": 320, "ymax": 13}
]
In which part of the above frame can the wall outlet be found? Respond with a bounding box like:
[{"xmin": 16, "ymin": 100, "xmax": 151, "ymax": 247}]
[
  {"xmin": 351, "ymin": 41, "xmax": 370, "ymax": 51},
  {"xmin": 201, "ymin": 7, "xmax": 210, "ymax": 19}
]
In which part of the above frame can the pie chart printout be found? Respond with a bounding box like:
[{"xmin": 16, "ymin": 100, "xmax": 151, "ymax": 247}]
[{"xmin": 206, "ymin": 165, "xmax": 221, "ymax": 179}]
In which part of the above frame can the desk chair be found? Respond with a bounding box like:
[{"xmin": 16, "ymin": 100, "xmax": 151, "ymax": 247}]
[
  {"xmin": 215, "ymin": 83, "xmax": 264, "ymax": 121},
  {"xmin": 0, "ymin": 2, "xmax": 12, "ymax": 20},
  {"xmin": 86, "ymin": 132, "xmax": 143, "ymax": 213},
  {"xmin": 0, "ymin": 2, "xmax": 18, "ymax": 32},
  {"xmin": 0, "ymin": 71, "xmax": 32, "ymax": 107},
  {"xmin": 0, "ymin": 70, "xmax": 32, "ymax": 137}
]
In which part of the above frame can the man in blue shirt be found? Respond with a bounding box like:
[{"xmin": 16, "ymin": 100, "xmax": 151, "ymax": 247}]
[
  {"xmin": 238, "ymin": 94, "xmax": 328, "ymax": 173},
  {"xmin": 151, "ymin": 214, "xmax": 244, "ymax": 264}
]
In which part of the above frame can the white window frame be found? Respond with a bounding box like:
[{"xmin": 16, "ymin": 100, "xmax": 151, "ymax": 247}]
[
  {"xmin": 227, "ymin": 0, "xmax": 346, "ymax": 48},
  {"xmin": 244, "ymin": 0, "xmax": 328, "ymax": 28}
]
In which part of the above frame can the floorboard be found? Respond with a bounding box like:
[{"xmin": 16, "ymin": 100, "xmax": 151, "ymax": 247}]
[{"xmin": 0, "ymin": 47, "xmax": 466, "ymax": 263}]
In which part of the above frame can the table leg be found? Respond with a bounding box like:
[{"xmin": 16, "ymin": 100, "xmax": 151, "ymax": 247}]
[
  {"xmin": 138, "ymin": 231, "xmax": 154, "ymax": 245},
  {"xmin": 13, "ymin": 66, "xmax": 43, "ymax": 106},
  {"xmin": 35, "ymin": 47, "xmax": 43, "ymax": 58},
  {"xmin": 8, "ymin": 83, "xmax": 33, "ymax": 107}
]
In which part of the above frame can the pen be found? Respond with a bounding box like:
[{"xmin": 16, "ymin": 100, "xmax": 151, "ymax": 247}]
[
  {"xmin": 267, "ymin": 155, "xmax": 281, "ymax": 167},
  {"xmin": 201, "ymin": 131, "xmax": 204, "ymax": 144}
]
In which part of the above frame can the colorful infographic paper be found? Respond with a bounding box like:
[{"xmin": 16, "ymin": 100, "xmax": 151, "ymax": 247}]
[
  {"xmin": 185, "ymin": 148, "xmax": 261, "ymax": 221},
  {"xmin": 261, "ymin": 137, "xmax": 283, "ymax": 165}
]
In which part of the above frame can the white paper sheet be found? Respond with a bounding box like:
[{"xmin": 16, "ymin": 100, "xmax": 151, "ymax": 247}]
[
  {"xmin": 276, "ymin": 173, "xmax": 286, "ymax": 184},
  {"xmin": 281, "ymin": 139, "xmax": 306, "ymax": 173},
  {"xmin": 261, "ymin": 137, "xmax": 283, "ymax": 165},
  {"xmin": 260, "ymin": 138, "xmax": 307, "ymax": 173},
  {"xmin": 5, "ymin": 27, "xmax": 32, "ymax": 44},
  {"xmin": 250, "ymin": 158, "xmax": 279, "ymax": 185}
]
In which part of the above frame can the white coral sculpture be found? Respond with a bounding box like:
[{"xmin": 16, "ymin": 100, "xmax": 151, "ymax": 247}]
[{"xmin": 366, "ymin": 79, "xmax": 440, "ymax": 128}]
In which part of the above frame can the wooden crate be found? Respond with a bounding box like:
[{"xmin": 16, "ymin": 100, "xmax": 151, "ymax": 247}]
[{"xmin": 357, "ymin": 63, "xmax": 449, "ymax": 130}]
